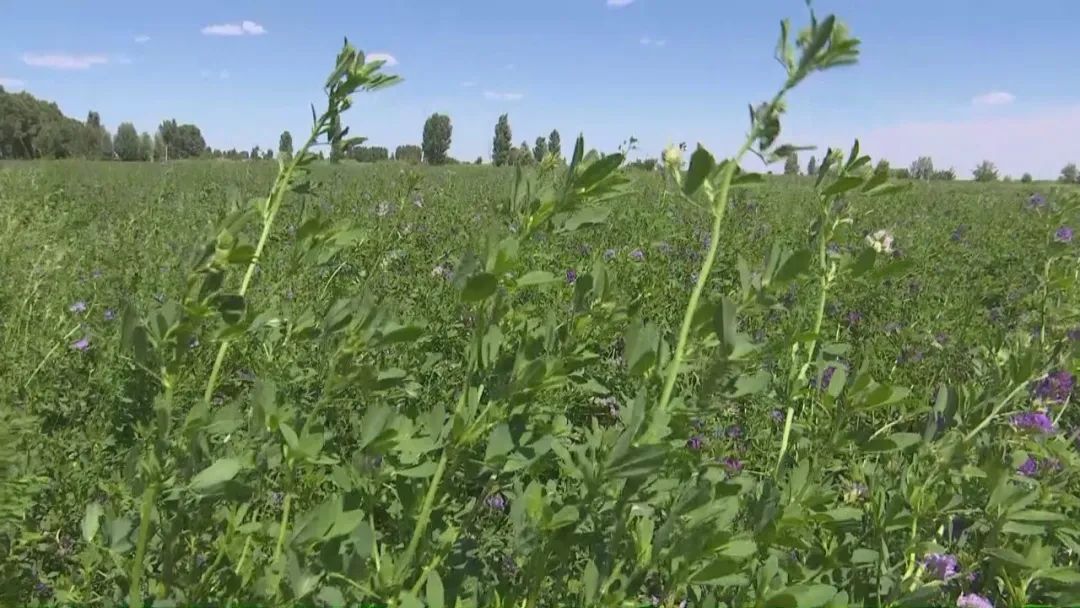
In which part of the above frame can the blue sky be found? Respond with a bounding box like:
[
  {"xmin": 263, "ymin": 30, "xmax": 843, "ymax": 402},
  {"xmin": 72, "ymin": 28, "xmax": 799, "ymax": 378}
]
[{"xmin": 2, "ymin": 0, "xmax": 1078, "ymax": 178}]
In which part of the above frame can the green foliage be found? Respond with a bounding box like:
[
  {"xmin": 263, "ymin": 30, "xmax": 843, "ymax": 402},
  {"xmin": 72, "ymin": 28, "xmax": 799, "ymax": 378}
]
[
  {"xmin": 548, "ymin": 129, "xmax": 562, "ymax": 160},
  {"xmin": 784, "ymin": 152, "xmax": 800, "ymax": 175},
  {"xmin": 279, "ymin": 130, "xmax": 294, "ymax": 159},
  {"xmin": 1061, "ymin": 163, "xmax": 1078, "ymax": 184},
  {"xmin": 113, "ymin": 122, "xmax": 141, "ymax": 161},
  {"xmin": 806, "ymin": 155, "xmax": 817, "ymax": 176},
  {"xmin": 350, "ymin": 145, "xmax": 390, "ymax": 162},
  {"xmin": 157, "ymin": 119, "xmax": 206, "ymax": 160},
  {"xmin": 395, "ymin": 144, "xmax": 423, "ymax": 164},
  {"xmin": 492, "ymin": 114, "xmax": 512, "ymax": 166},
  {"xmin": 532, "ymin": 136, "xmax": 547, "ymax": 163},
  {"xmin": 1021, "ymin": 172, "xmax": 1033, "ymax": 183},
  {"xmin": 910, "ymin": 156, "xmax": 934, "ymax": 180},
  {"xmin": 421, "ymin": 113, "xmax": 452, "ymax": 165},
  {"xmin": 2, "ymin": 15, "xmax": 1080, "ymax": 608},
  {"xmin": 973, "ymin": 160, "xmax": 999, "ymax": 182}
]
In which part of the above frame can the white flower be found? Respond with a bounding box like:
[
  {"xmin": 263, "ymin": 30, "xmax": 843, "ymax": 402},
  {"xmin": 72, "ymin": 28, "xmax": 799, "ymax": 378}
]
[{"xmin": 865, "ymin": 229, "xmax": 895, "ymax": 254}]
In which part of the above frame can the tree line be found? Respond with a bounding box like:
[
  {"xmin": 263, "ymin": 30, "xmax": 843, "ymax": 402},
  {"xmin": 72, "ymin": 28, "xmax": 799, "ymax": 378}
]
[{"xmin": 4, "ymin": 84, "xmax": 1078, "ymax": 178}]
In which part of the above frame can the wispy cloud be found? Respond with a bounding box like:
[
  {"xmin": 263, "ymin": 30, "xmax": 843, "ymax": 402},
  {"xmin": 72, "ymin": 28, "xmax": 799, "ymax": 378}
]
[
  {"xmin": 114, "ymin": 54, "xmax": 133, "ymax": 65},
  {"xmin": 972, "ymin": 91, "xmax": 1015, "ymax": 106},
  {"xmin": 0, "ymin": 77, "xmax": 25, "ymax": 89},
  {"xmin": 639, "ymin": 36, "xmax": 667, "ymax": 47},
  {"xmin": 134, "ymin": 34, "xmax": 150, "ymax": 43},
  {"xmin": 484, "ymin": 90, "xmax": 524, "ymax": 101},
  {"xmin": 200, "ymin": 69, "xmax": 230, "ymax": 80},
  {"xmin": 367, "ymin": 52, "xmax": 398, "ymax": 66},
  {"xmin": 201, "ymin": 20, "xmax": 266, "ymax": 36},
  {"xmin": 22, "ymin": 52, "xmax": 109, "ymax": 70},
  {"xmin": 607, "ymin": 0, "xmax": 635, "ymax": 7},
  {"xmin": 461, "ymin": 81, "xmax": 477, "ymax": 88}
]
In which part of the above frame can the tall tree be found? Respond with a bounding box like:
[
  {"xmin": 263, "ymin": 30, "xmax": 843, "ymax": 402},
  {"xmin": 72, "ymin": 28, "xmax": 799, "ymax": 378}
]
[
  {"xmin": 910, "ymin": 156, "xmax": 934, "ymax": 180},
  {"xmin": 113, "ymin": 122, "xmax": 141, "ymax": 161},
  {"xmin": 422, "ymin": 113, "xmax": 452, "ymax": 165},
  {"xmin": 1060, "ymin": 163, "xmax": 1078, "ymax": 183},
  {"xmin": 139, "ymin": 132, "xmax": 153, "ymax": 161},
  {"xmin": 279, "ymin": 130, "xmax": 293, "ymax": 158},
  {"xmin": 100, "ymin": 131, "xmax": 114, "ymax": 160},
  {"xmin": 972, "ymin": 160, "xmax": 999, "ymax": 182},
  {"xmin": 394, "ymin": 145, "xmax": 423, "ymax": 164},
  {"xmin": 547, "ymin": 129, "xmax": 561, "ymax": 160},
  {"xmin": 533, "ymin": 136, "xmax": 548, "ymax": 163},
  {"xmin": 806, "ymin": 155, "xmax": 817, "ymax": 176},
  {"xmin": 875, "ymin": 159, "xmax": 890, "ymax": 175},
  {"xmin": 250, "ymin": 145, "xmax": 260, "ymax": 160},
  {"xmin": 783, "ymin": 152, "xmax": 800, "ymax": 175},
  {"xmin": 492, "ymin": 114, "xmax": 512, "ymax": 166}
]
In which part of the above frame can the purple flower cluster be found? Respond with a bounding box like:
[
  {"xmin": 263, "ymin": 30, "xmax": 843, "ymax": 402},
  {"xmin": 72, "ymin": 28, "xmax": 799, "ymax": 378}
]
[
  {"xmin": 566, "ymin": 268, "xmax": 578, "ymax": 284},
  {"xmin": 71, "ymin": 337, "xmax": 90, "ymax": 352},
  {"xmin": 686, "ymin": 435, "xmax": 705, "ymax": 450},
  {"xmin": 629, "ymin": 248, "xmax": 645, "ymax": 262},
  {"xmin": 921, "ymin": 553, "xmax": 959, "ymax": 580},
  {"xmin": 720, "ymin": 456, "xmax": 743, "ymax": 475},
  {"xmin": 484, "ymin": 493, "xmax": 507, "ymax": 511},
  {"xmin": 603, "ymin": 248, "xmax": 617, "ymax": 261},
  {"xmin": 1017, "ymin": 455, "xmax": 1062, "ymax": 478},
  {"xmin": 1069, "ymin": 327, "xmax": 1080, "ymax": 342},
  {"xmin": 69, "ymin": 300, "xmax": 87, "ymax": 314},
  {"xmin": 956, "ymin": 593, "xmax": 993, "ymax": 608},
  {"xmin": 846, "ymin": 310, "xmax": 863, "ymax": 327},
  {"xmin": 770, "ymin": 409, "xmax": 785, "ymax": 423},
  {"xmin": 1055, "ymin": 226, "xmax": 1074, "ymax": 243},
  {"xmin": 1027, "ymin": 193, "xmax": 1046, "ymax": 209},
  {"xmin": 1011, "ymin": 410, "xmax": 1056, "ymax": 435},
  {"xmin": 1032, "ymin": 370, "xmax": 1074, "ymax": 403}
]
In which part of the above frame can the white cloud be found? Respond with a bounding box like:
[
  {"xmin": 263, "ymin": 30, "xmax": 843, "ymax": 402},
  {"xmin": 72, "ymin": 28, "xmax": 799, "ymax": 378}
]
[
  {"xmin": 0, "ymin": 77, "xmax": 25, "ymax": 89},
  {"xmin": 22, "ymin": 52, "xmax": 109, "ymax": 70},
  {"xmin": 461, "ymin": 81, "xmax": 476, "ymax": 88},
  {"xmin": 114, "ymin": 54, "xmax": 133, "ymax": 65},
  {"xmin": 134, "ymin": 34, "xmax": 150, "ymax": 43},
  {"xmin": 484, "ymin": 90, "xmax": 524, "ymax": 101},
  {"xmin": 367, "ymin": 52, "xmax": 398, "ymax": 66},
  {"xmin": 607, "ymin": 0, "xmax": 635, "ymax": 7},
  {"xmin": 201, "ymin": 20, "xmax": 266, "ymax": 36},
  {"xmin": 972, "ymin": 91, "xmax": 1015, "ymax": 106},
  {"xmin": 640, "ymin": 36, "xmax": 666, "ymax": 47}
]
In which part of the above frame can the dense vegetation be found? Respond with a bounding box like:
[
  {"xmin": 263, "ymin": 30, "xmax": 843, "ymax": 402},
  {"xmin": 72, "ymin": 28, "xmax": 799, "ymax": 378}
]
[{"xmin": 1, "ymin": 7, "xmax": 1079, "ymax": 608}]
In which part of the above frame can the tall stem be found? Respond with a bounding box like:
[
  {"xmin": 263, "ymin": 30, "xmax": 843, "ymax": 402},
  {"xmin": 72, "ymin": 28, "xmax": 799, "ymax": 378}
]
[
  {"xmin": 202, "ymin": 127, "xmax": 321, "ymax": 404},
  {"xmin": 398, "ymin": 451, "xmax": 449, "ymax": 579}
]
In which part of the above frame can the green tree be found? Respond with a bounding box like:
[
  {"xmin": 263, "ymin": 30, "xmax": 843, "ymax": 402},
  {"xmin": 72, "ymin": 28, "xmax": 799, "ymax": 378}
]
[
  {"xmin": 421, "ymin": 113, "xmax": 452, "ymax": 165},
  {"xmin": 1060, "ymin": 163, "xmax": 1078, "ymax": 183},
  {"xmin": 100, "ymin": 131, "xmax": 114, "ymax": 159},
  {"xmin": 138, "ymin": 132, "xmax": 153, "ymax": 161},
  {"xmin": 114, "ymin": 122, "xmax": 141, "ymax": 161},
  {"xmin": 972, "ymin": 160, "xmax": 998, "ymax": 182},
  {"xmin": 931, "ymin": 169, "xmax": 956, "ymax": 181},
  {"xmin": 394, "ymin": 144, "xmax": 422, "ymax": 164},
  {"xmin": 533, "ymin": 136, "xmax": 547, "ymax": 162},
  {"xmin": 910, "ymin": 156, "xmax": 934, "ymax": 180},
  {"xmin": 547, "ymin": 129, "xmax": 561, "ymax": 160},
  {"xmin": 492, "ymin": 114, "xmax": 512, "ymax": 166},
  {"xmin": 279, "ymin": 131, "xmax": 293, "ymax": 158},
  {"xmin": 874, "ymin": 159, "xmax": 890, "ymax": 175},
  {"xmin": 806, "ymin": 155, "xmax": 817, "ymax": 176},
  {"xmin": 1021, "ymin": 173, "xmax": 1032, "ymax": 183},
  {"xmin": 250, "ymin": 146, "xmax": 260, "ymax": 160},
  {"xmin": 783, "ymin": 152, "xmax": 800, "ymax": 175}
]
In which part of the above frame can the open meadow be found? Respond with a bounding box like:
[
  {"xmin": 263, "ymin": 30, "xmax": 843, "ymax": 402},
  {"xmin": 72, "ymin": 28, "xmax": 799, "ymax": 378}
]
[{"xmin": 1, "ymin": 5, "xmax": 1080, "ymax": 608}]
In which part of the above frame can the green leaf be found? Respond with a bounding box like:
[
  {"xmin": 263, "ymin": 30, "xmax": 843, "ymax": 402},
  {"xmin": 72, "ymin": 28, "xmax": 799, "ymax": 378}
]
[
  {"xmin": 426, "ymin": 570, "xmax": 445, "ymax": 608},
  {"xmin": 484, "ymin": 423, "xmax": 514, "ymax": 464},
  {"xmin": 821, "ymin": 176, "xmax": 863, "ymax": 196},
  {"xmin": 398, "ymin": 462, "xmax": 438, "ymax": 478},
  {"xmin": 851, "ymin": 548, "xmax": 878, "ymax": 564},
  {"xmin": 461, "ymin": 273, "xmax": 498, "ymax": 302},
  {"xmin": 1037, "ymin": 567, "xmax": 1080, "ymax": 584},
  {"xmin": 984, "ymin": 547, "xmax": 1033, "ymax": 569},
  {"xmin": 606, "ymin": 444, "xmax": 667, "ymax": 479},
  {"xmin": 1007, "ymin": 510, "xmax": 1066, "ymax": 522},
  {"xmin": 81, "ymin": 502, "xmax": 103, "ymax": 543},
  {"xmin": 766, "ymin": 584, "xmax": 839, "ymax": 608},
  {"xmin": 215, "ymin": 293, "xmax": 246, "ymax": 325},
  {"xmin": 582, "ymin": 559, "xmax": 600, "ymax": 604},
  {"xmin": 717, "ymin": 538, "xmax": 756, "ymax": 559},
  {"xmin": 683, "ymin": 146, "xmax": 716, "ymax": 196},
  {"xmin": 849, "ymin": 248, "xmax": 876, "ymax": 278},
  {"xmin": 862, "ymin": 432, "xmax": 920, "ymax": 453},
  {"xmin": 189, "ymin": 458, "xmax": 241, "ymax": 492},
  {"xmin": 559, "ymin": 206, "xmax": 611, "ymax": 232},
  {"xmin": 774, "ymin": 249, "xmax": 813, "ymax": 283},
  {"xmin": 516, "ymin": 270, "xmax": 558, "ymax": 287}
]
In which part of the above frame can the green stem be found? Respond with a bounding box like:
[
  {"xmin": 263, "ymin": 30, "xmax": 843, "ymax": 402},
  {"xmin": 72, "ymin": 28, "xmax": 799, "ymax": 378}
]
[
  {"xmin": 398, "ymin": 451, "xmax": 449, "ymax": 580},
  {"xmin": 774, "ymin": 406, "xmax": 795, "ymax": 477},
  {"xmin": 267, "ymin": 493, "xmax": 293, "ymax": 594},
  {"xmin": 127, "ymin": 480, "xmax": 158, "ymax": 608},
  {"xmin": 964, "ymin": 380, "xmax": 1037, "ymax": 442},
  {"xmin": 202, "ymin": 125, "xmax": 322, "ymax": 405}
]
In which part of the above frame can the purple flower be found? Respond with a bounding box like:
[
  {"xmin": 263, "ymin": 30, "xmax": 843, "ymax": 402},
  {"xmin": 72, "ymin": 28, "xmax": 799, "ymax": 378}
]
[
  {"xmin": 819, "ymin": 366, "xmax": 836, "ymax": 391},
  {"xmin": 270, "ymin": 491, "xmax": 284, "ymax": 506},
  {"xmin": 1032, "ymin": 370, "xmax": 1074, "ymax": 403},
  {"xmin": 484, "ymin": 493, "xmax": 507, "ymax": 511},
  {"xmin": 726, "ymin": 425, "xmax": 743, "ymax": 439},
  {"xmin": 950, "ymin": 226, "xmax": 967, "ymax": 242},
  {"xmin": 771, "ymin": 409, "xmax": 785, "ymax": 423},
  {"xmin": 103, "ymin": 308, "xmax": 116, "ymax": 322},
  {"xmin": 34, "ymin": 580, "xmax": 52, "ymax": 598},
  {"xmin": 629, "ymin": 248, "xmax": 645, "ymax": 262},
  {"xmin": 1011, "ymin": 410, "xmax": 1056, "ymax": 435},
  {"xmin": 566, "ymin": 269, "xmax": 578, "ymax": 284},
  {"xmin": 69, "ymin": 300, "xmax": 87, "ymax": 314},
  {"xmin": 686, "ymin": 435, "xmax": 705, "ymax": 450},
  {"xmin": 956, "ymin": 593, "xmax": 993, "ymax": 608},
  {"xmin": 846, "ymin": 311, "xmax": 862, "ymax": 327},
  {"xmin": 826, "ymin": 242, "xmax": 841, "ymax": 255},
  {"xmin": 720, "ymin": 456, "xmax": 743, "ymax": 474},
  {"xmin": 603, "ymin": 248, "xmax": 616, "ymax": 261},
  {"xmin": 1055, "ymin": 226, "xmax": 1074, "ymax": 243},
  {"xmin": 1027, "ymin": 193, "xmax": 1046, "ymax": 208},
  {"xmin": 71, "ymin": 337, "xmax": 90, "ymax": 352},
  {"xmin": 921, "ymin": 553, "xmax": 960, "ymax": 580},
  {"xmin": 1068, "ymin": 327, "xmax": 1080, "ymax": 342},
  {"xmin": 1017, "ymin": 455, "xmax": 1039, "ymax": 477}
]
